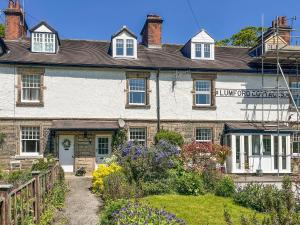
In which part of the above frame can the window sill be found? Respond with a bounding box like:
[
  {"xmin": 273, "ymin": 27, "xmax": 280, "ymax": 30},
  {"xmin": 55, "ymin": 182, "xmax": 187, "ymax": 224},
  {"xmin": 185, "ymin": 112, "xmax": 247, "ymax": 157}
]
[
  {"xmin": 14, "ymin": 155, "xmax": 43, "ymax": 160},
  {"xmin": 125, "ymin": 104, "xmax": 150, "ymax": 109},
  {"xmin": 16, "ymin": 102, "xmax": 44, "ymax": 107},
  {"xmin": 192, "ymin": 105, "xmax": 216, "ymax": 110}
]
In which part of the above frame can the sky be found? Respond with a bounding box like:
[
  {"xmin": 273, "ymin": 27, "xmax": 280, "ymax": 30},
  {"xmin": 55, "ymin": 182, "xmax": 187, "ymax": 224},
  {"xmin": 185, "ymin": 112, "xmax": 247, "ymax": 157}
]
[{"xmin": 0, "ymin": 0, "xmax": 300, "ymax": 44}]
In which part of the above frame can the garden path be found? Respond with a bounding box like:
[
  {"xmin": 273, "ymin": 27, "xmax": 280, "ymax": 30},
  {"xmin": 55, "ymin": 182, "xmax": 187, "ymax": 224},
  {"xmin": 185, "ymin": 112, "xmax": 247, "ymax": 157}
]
[{"xmin": 64, "ymin": 176, "xmax": 102, "ymax": 225}]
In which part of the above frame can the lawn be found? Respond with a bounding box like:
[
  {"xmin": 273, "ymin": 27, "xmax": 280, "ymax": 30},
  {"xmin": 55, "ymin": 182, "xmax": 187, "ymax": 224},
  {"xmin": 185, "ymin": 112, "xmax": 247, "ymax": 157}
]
[{"xmin": 142, "ymin": 194, "xmax": 265, "ymax": 225}]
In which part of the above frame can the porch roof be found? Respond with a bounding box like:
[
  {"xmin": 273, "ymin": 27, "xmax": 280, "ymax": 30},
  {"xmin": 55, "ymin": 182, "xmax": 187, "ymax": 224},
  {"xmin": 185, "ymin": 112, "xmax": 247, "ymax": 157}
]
[
  {"xmin": 224, "ymin": 122, "xmax": 293, "ymax": 134},
  {"xmin": 51, "ymin": 120, "xmax": 120, "ymax": 131}
]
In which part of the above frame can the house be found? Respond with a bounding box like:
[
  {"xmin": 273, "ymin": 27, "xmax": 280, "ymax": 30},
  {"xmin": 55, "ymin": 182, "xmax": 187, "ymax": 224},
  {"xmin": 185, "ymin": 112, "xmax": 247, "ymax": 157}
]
[{"xmin": 0, "ymin": 0, "xmax": 299, "ymax": 174}]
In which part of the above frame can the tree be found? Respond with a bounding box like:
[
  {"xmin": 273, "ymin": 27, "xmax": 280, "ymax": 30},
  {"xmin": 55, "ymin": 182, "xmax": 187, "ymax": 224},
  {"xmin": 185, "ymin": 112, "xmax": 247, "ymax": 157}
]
[
  {"xmin": 216, "ymin": 26, "xmax": 266, "ymax": 47},
  {"xmin": 0, "ymin": 24, "xmax": 4, "ymax": 38}
]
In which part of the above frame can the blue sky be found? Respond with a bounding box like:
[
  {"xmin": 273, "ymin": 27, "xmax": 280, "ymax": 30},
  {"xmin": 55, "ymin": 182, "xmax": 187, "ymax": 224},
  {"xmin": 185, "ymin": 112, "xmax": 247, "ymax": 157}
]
[{"xmin": 0, "ymin": 0, "xmax": 300, "ymax": 44}]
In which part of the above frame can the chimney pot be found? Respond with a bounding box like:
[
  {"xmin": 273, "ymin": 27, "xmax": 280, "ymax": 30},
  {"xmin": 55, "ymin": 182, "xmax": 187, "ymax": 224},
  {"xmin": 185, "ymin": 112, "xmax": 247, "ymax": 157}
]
[{"xmin": 141, "ymin": 14, "xmax": 163, "ymax": 48}]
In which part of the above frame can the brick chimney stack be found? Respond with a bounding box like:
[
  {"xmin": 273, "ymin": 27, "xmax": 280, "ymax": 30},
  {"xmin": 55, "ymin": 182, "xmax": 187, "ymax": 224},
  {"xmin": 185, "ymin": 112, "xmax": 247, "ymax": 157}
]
[
  {"xmin": 271, "ymin": 16, "xmax": 291, "ymax": 45},
  {"xmin": 4, "ymin": 0, "xmax": 27, "ymax": 40},
  {"xmin": 141, "ymin": 14, "xmax": 163, "ymax": 48}
]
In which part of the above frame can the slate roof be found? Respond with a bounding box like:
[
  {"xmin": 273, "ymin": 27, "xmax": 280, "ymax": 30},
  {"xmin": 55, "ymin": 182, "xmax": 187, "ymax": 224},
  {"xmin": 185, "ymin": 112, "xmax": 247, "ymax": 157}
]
[{"xmin": 0, "ymin": 38, "xmax": 256, "ymax": 72}]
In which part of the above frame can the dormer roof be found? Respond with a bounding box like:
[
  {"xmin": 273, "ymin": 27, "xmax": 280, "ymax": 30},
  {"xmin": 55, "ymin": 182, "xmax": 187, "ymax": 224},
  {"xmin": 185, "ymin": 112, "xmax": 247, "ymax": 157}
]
[
  {"xmin": 111, "ymin": 26, "xmax": 137, "ymax": 39},
  {"xmin": 30, "ymin": 21, "xmax": 61, "ymax": 45},
  {"xmin": 191, "ymin": 29, "xmax": 215, "ymax": 43}
]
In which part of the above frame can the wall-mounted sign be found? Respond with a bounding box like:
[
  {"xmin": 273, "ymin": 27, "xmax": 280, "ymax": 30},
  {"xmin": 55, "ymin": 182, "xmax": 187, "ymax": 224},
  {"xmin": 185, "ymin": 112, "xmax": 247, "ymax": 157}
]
[{"xmin": 215, "ymin": 89, "xmax": 290, "ymax": 99}]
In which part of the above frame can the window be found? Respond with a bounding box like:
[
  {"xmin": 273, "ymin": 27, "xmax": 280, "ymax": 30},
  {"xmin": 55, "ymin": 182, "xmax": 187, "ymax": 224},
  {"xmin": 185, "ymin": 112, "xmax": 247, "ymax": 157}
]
[
  {"xmin": 195, "ymin": 43, "xmax": 202, "ymax": 58},
  {"xmin": 129, "ymin": 128, "xmax": 147, "ymax": 146},
  {"xmin": 252, "ymin": 135, "xmax": 260, "ymax": 155},
  {"xmin": 236, "ymin": 136, "xmax": 241, "ymax": 169},
  {"xmin": 32, "ymin": 33, "xmax": 55, "ymax": 53},
  {"xmin": 196, "ymin": 128, "xmax": 212, "ymax": 142},
  {"xmin": 204, "ymin": 44, "xmax": 211, "ymax": 58},
  {"xmin": 194, "ymin": 43, "xmax": 212, "ymax": 59},
  {"xmin": 244, "ymin": 136, "xmax": 249, "ymax": 169},
  {"xmin": 292, "ymin": 133, "xmax": 300, "ymax": 154},
  {"xmin": 128, "ymin": 78, "xmax": 146, "ymax": 105},
  {"xmin": 274, "ymin": 136, "xmax": 279, "ymax": 169},
  {"xmin": 195, "ymin": 80, "xmax": 211, "ymax": 105},
  {"xmin": 21, "ymin": 127, "xmax": 40, "ymax": 154},
  {"xmin": 290, "ymin": 81, "xmax": 300, "ymax": 107},
  {"xmin": 126, "ymin": 39, "xmax": 134, "ymax": 56},
  {"xmin": 97, "ymin": 137, "xmax": 109, "ymax": 155},
  {"xmin": 262, "ymin": 135, "xmax": 271, "ymax": 155},
  {"xmin": 116, "ymin": 39, "xmax": 124, "ymax": 56},
  {"xmin": 282, "ymin": 136, "xmax": 287, "ymax": 170},
  {"xmin": 21, "ymin": 75, "xmax": 41, "ymax": 102}
]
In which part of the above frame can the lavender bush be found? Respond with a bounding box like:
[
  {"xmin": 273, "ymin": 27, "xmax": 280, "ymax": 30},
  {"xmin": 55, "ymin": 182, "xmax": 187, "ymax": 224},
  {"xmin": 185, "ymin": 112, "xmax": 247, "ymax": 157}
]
[
  {"xmin": 116, "ymin": 140, "xmax": 180, "ymax": 186},
  {"xmin": 111, "ymin": 201, "xmax": 186, "ymax": 225}
]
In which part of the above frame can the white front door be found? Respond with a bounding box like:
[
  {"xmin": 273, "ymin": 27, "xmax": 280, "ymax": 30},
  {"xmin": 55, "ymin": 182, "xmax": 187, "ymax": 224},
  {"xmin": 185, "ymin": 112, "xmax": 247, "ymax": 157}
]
[
  {"xmin": 95, "ymin": 135, "xmax": 112, "ymax": 165},
  {"xmin": 59, "ymin": 135, "xmax": 75, "ymax": 172}
]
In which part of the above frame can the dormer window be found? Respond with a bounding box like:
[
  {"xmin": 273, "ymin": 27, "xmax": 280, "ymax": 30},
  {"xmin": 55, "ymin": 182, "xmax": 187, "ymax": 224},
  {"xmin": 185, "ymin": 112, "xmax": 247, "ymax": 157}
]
[
  {"xmin": 30, "ymin": 21, "xmax": 60, "ymax": 54},
  {"xmin": 182, "ymin": 29, "xmax": 215, "ymax": 60},
  {"xmin": 32, "ymin": 33, "xmax": 55, "ymax": 53},
  {"xmin": 112, "ymin": 26, "xmax": 137, "ymax": 59}
]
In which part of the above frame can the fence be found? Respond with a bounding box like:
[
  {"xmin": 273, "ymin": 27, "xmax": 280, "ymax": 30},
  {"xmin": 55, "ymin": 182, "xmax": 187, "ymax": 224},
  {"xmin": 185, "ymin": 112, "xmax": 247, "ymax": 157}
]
[{"xmin": 0, "ymin": 162, "xmax": 60, "ymax": 225}]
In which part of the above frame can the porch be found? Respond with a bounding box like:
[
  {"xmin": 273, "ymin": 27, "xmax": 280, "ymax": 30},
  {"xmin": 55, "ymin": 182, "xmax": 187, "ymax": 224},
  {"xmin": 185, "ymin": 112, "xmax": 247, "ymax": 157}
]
[
  {"xmin": 51, "ymin": 120, "xmax": 120, "ymax": 174},
  {"xmin": 225, "ymin": 123, "xmax": 293, "ymax": 174}
]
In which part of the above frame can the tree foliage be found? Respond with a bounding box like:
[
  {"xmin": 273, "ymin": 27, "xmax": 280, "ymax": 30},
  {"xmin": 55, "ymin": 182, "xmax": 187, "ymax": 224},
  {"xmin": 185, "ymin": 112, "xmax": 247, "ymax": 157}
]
[
  {"xmin": 216, "ymin": 26, "xmax": 266, "ymax": 47},
  {"xmin": 0, "ymin": 24, "xmax": 4, "ymax": 38}
]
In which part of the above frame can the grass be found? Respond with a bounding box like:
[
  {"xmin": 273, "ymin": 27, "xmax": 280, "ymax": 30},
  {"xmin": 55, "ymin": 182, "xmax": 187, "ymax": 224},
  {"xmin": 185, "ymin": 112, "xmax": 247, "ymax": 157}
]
[{"xmin": 142, "ymin": 194, "xmax": 265, "ymax": 225}]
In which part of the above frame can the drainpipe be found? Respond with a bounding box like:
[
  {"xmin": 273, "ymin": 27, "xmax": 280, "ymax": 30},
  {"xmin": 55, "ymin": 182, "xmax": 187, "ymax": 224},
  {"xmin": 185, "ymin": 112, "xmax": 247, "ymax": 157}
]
[{"xmin": 156, "ymin": 69, "xmax": 161, "ymax": 132}]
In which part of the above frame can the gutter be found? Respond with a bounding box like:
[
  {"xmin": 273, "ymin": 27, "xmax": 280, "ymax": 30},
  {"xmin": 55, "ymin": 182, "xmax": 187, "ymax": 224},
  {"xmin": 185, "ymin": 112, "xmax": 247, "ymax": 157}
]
[{"xmin": 156, "ymin": 69, "xmax": 161, "ymax": 132}]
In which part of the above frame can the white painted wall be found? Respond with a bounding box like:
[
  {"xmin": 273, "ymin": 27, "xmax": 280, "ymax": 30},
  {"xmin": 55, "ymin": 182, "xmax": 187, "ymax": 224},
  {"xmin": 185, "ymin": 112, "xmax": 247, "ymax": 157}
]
[{"xmin": 0, "ymin": 66, "xmax": 296, "ymax": 122}]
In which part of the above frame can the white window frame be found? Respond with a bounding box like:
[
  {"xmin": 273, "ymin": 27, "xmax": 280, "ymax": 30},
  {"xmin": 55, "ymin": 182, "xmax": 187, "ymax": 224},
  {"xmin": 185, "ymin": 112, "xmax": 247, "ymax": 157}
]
[
  {"xmin": 290, "ymin": 81, "xmax": 300, "ymax": 107},
  {"xmin": 32, "ymin": 32, "xmax": 56, "ymax": 53},
  {"xmin": 95, "ymin": 135, "xmax": 112, "ymax": 157},
  {"xmin": 129, "ymin": 127, "xmax": 147, "ymax": 146},
  {"xmin": 193, "ymin": 43, "xmax": 214, "ymax": 60},
  {"xmin": 195, "ymin": 128, "xmax": 212, "ymax": 142},
  {"xmin": 20, "ymin": 127, "xmax": 41, "ymax": 156},
  {"xmin": 128, "ymin": 78, "xmax": 146, "ymax": 105},
  {"xmin": 21, "ymin": 74, "xmax": 41, "ymax": 103},
  {"xmin": 113, "ymin": 37, "xmax": 137, "ymax": 58},
  {"xmin": 116, "ymin": 39, "xmax": 124, "ymax": 56},
  {"xmin": 195, "ymin": 80, "xmax": 211, "ymax": 106}
]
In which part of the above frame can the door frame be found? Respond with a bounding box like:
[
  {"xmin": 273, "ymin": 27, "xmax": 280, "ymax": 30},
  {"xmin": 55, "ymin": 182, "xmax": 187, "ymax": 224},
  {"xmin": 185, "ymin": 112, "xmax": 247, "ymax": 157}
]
[{"xmin": 59, "ymin": 135, "xmax": 75, "ymax": 172}]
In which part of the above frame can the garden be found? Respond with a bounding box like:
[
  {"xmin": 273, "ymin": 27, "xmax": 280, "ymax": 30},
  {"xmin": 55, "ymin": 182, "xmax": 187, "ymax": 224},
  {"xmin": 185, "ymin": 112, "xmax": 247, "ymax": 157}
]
[
  {"xmin": 91, "ymin": 129, "xmax": 300, "ymax": 225},
  {"xmin": 0, "ymin": 155, "xmax": 68, "ymax": 225}
]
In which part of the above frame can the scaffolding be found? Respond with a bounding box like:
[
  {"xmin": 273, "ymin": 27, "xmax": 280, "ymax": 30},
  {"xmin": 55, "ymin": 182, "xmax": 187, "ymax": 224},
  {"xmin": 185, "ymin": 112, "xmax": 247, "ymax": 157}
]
[{"xmin": 252, "ymin": 16, "xmax": 300, "ymax": 174}]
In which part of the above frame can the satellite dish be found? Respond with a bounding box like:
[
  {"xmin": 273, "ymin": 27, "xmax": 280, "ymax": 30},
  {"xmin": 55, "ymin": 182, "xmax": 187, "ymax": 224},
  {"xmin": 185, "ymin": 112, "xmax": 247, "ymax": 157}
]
[{"xmin": 118, "ymin": 118, "xmax": 126, "ymax": 128}]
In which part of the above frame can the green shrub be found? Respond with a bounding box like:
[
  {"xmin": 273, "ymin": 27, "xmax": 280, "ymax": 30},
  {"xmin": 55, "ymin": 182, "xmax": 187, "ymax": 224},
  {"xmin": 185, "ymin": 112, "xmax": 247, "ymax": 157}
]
[
  {"xmin": 201, "ymin": 167, "xmax": 222, "ymax": 192},
  {"xmin": 100, "ymin": 199, "xmax": 128, "ymax": 225},
  {"xmin": 176, "ymin": 171, "xmax": 205, "ymax": 196},
  {"xmin": 215, "ymin": 176, "xmax": 236, "ymax": 197},
  {"xmin": 141, "ymin": 179, "xmax": 175, "ymax": 196},
  {"xmin": 106, "ymin": 201, "xmax": 186, "ymax": 225},
  {"xmin": 6, "ymin": 170, "xmax": 32, "ymax": 186},
  {"xmin": 102, "ymin": 171, "xmax": 134, "ymax": 201},
  {"xmin": 155, "ymin": 129, "xmax": 184, "ymax": 146},
  {"xmin": 234, "ymin": 183, "xmax": 282, "ymax": 212},
  {"xmin": 31, "ymin": 155, "xmax": 56, "ymax": 172}
]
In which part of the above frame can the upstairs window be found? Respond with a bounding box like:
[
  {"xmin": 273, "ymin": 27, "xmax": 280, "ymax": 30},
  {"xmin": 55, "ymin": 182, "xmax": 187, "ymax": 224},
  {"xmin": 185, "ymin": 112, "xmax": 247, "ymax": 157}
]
[
  {"xmin": 195, "ymin": 80, "xmax": 211, "ymax": 105},
  {"xmin": 128, "ymin": 78, "xmax": 146, "ymax": 105},
  {"xmin": 115, "ymin": 38, "xmax": 135, "ymax": 57},
  {"xmin": 290, "ymin": 81, "xmax": 300, "ymax": 107},
  {"xmin": 22, "ymin": 75, "xmax": 41, "ymax": 102},
  {"xmin": 116, "ymin": 39, "xmax": 124, "ymax": 56},
  {"xmin": 194, "ymin": 43, "xmax": 213, "ymax": 59},
  {"xmin": 32, "ymin": 33, "xmax": 56, "ymax": 53},
  {"xmin": 126, "ymin": 39, "xmax": 134, "ymax": 56}
]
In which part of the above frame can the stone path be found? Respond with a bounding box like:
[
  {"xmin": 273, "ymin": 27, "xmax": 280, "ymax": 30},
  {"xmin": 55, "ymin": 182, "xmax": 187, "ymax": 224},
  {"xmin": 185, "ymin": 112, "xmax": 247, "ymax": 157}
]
[{"xmin": 63, "ymin": 176, "xmax": 102, "ymax": 225}]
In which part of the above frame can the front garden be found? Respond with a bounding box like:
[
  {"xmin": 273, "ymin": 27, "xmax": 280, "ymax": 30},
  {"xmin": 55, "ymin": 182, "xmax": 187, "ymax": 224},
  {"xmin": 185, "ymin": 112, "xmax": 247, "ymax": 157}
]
[{"xmin": 93, "ymin": 129, "xmax": 300, "ymax": 225}]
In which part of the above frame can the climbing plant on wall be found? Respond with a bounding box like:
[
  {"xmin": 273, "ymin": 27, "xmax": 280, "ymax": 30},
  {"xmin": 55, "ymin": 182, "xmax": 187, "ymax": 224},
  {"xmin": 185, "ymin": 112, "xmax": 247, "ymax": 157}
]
[
  {"xmin": 0, "ymin": 133, "xmax": 6, "ymax": 150},
  {"xmin": 112, "ymin": 129, "xmax": 128, "ymax": 151}
]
